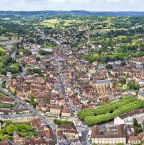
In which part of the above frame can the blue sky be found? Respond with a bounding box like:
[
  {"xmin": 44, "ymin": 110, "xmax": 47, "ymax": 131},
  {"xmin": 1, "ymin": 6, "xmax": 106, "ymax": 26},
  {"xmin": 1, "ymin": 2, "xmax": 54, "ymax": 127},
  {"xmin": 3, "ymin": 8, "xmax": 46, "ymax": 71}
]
[{"xmin": 0, "ymin": 0, "xmax": 144, "ymax": 11}]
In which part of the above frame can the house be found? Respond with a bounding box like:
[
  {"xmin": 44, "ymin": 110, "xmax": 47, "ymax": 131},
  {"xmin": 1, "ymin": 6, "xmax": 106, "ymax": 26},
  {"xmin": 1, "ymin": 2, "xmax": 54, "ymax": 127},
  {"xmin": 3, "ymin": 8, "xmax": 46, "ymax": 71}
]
[
  {"xmin": 0, "ymin": 139, "xmax": 12, "ymax": 145},
  {"xmin": 114, "ymin": 108, "xmax": 144, "ymax": 125},
  {"xmin": 31, "ymin": 118, "xmax": 42, "ymax": 130},
  {"xmin": 130, "ymin": 57, "xmax": 144, "ymax": 69},
  {"xmin": 38, "ymin": 128, "xmax": 52, "ymax": 139},
  {"xmin": 37, "ymin": 94, "xmax": 49, "ymax": 107},
  {"xmin": 0, "ymin": 113, "xmax": 37, "ymax": 123},
  {"xmin": 139, "ymin": 80, "xmax": 144, "ymax": 86},
  {"xmin": 91, "ymin": 125, "xmax": 126, "ymax": 145},
  {"xmin": 138, "ymin": 91, "xmax": 144, "ymax": 100},
  {"xmin": 61, "ymin": 105, "xmax": 71, "ymax": 117},
  {"xmin": 57, "ymin": 125, "xmax": 79, "ymax": 142},
  {"xmin": 49, "ymin": 105, "xmax": 62, "ymax": 117},
  {"xmin": 0, "ymin": 97, "xmax": 15, "ymax": 104},
  {"xmin": 128, "ymin": 136, "xmax": 141, "ymax": 144},
  {"xmin": 80, "ymin": 96, "xmax": 89, "ymax": 105}
]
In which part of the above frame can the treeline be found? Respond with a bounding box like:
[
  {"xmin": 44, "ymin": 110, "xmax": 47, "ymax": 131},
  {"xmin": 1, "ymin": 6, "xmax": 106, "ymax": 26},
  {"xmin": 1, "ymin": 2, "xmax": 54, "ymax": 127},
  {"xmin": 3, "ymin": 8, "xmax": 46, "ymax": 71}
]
[
  {"xmin": 77, "ymin": 96, "xmax": 144, "ymax": 125},
  {"xmin": 0, "ymin": 55, "xmax": 19, "ymax": 75},
  {"xmin": 77, "ymin": 96, "xmax": 136, "ymax": 120}
]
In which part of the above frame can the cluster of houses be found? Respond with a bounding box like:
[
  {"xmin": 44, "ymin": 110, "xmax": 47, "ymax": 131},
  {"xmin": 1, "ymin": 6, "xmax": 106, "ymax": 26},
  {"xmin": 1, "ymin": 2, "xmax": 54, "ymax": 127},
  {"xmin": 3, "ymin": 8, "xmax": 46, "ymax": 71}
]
[
  {"xmin": 90, "ymin": 107, "xmax": 144, "ymax": 145},
  {"xmin": 91, "ymin": 124, "xmax": 144, "ymax": 145},
  {"xmin": 0, "ymin": 94, "xmax": 38, "ymax": 123},
  {"xmin": 57, "ymin": 125, "xmax": 80, "ymax": 145},
  {"xmin": 0, "ymin": 117, "xmax": 53, "ymax": 145},
  {"xmin": 0, "ymin": 28, "xmax": 144, "ymax": 144}
]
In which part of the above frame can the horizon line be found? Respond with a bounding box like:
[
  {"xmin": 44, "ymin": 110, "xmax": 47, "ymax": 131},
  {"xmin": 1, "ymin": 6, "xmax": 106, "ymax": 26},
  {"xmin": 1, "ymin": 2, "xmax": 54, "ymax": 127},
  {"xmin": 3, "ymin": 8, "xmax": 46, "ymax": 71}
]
[{"xmin": 0, "ymin": 10, "xmax": 144, "ymax": 12}]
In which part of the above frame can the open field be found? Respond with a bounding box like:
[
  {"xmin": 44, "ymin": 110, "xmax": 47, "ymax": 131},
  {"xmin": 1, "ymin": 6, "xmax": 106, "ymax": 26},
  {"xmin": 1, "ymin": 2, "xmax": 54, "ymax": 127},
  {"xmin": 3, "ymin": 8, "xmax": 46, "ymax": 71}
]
[{"xmin": 40, "ymin": 18, "xmax": 82, "ymax": 28}]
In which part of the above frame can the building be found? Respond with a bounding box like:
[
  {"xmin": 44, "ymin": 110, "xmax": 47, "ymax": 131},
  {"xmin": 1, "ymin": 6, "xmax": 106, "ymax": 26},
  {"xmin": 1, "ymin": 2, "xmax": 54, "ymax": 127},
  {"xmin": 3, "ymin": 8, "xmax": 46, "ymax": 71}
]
[
  {"xmin": 128, "ymin": 136, "xmax": 141, "ymax": 145},
  {"xmin": 57, "ymin": 125, "xmax": 79, "ymax": 142},
  {"xmin": 0, "ymin": 113, "xmax": 37, "ymax": 123},
  {"xmin": 139, "ymin": 80, "xmax": 144, "ymax": 86},
  {"xmin": 138, "ymin": 91, "xmax": 144, "ymax": 100},
  {"xmin": 114, "ymin": 108, "xmax": 144, "ymax": 125},
  {"xmin": 91, "ymin": 125, "xmax": 126, "ymax": 145},
  {"xmin": 0, "ymin": 138, "xmax": 12, "ymax": 145},
  {"xmin": 92, "ymin": 80, "xmax": 114, "ymax": 93},
  {"xmin": 49, "ymin": 105, "xmax": 62, "ymax": 117},
  {"xmin": 130, "ymin": 57, "xmax": 144, "ymax": 69},
  {"xmin": 61, "ymin": 105, "xmax": 71, "ymax": 117}
]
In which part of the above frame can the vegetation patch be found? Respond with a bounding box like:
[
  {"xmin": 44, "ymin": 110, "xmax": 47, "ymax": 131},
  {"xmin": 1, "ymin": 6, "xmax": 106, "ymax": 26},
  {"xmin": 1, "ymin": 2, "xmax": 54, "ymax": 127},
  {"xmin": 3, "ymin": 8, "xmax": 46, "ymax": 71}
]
[
  {"xmin": 0, "ymin": 121, "xmax": 37, "ymax": 139},
  {"xmin": 40, "ymin": 18, "xmax": 82, "ymax": 29},
  {"xmin": 0, "ymin": 103, "xmax": 13, "ymax": 108},
  {"xmin": 77, "ymin": 96, "xmax": 144, "ymax": 125},
  {"xmin": 54, "ymin": 119, "xmax": 74, "ymax": 126},
  {"xmin": 8, "ymin": 63, "xmax": 20, "ymax": 74},
  {"xmin": 0, "ymin": 46, "xmax": 6, "ymax": 53}
]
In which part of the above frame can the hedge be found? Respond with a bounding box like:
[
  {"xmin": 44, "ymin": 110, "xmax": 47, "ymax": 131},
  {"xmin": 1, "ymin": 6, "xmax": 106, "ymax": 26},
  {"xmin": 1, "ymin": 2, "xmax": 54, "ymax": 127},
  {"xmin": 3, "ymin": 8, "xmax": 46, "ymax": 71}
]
[
  {"xmin": 77, "ymin": 96, "xmax": 136, "ymax": 120},
  {"xmin": 83, "ymin": 100, "xmax": 144, "ymax": 125}
]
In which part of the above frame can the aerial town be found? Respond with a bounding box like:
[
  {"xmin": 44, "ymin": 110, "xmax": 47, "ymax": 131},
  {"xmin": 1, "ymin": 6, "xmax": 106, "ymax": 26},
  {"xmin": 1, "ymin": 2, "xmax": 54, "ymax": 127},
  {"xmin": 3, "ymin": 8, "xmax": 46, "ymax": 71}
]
[{"xmin": 0, "ymin": 9, "xmax": 144, "ymax": 145}]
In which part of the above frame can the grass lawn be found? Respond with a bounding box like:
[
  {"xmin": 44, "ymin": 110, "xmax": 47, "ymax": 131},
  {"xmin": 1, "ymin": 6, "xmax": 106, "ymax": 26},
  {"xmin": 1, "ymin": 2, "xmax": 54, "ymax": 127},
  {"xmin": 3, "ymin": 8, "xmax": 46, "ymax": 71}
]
[
  {"xmin": 0, "ymin": 46, "xmax": 6, "ymax": 52},
  {"xmin": 40, "ymin": 19, "xmax": 59, "ymax": 28},
  {"xmin": 116, "ymin": 35, "xmax": 128, "ymax": 39}
]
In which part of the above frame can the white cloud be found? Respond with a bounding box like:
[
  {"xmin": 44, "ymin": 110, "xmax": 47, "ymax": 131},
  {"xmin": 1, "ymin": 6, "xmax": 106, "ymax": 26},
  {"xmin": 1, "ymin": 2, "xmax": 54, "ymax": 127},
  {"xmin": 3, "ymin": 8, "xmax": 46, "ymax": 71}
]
[
  {"xmin": 0, "ymin": 0, "xmax": 144, "ymax": 11},
  {"xmin": 106, "ymin": 0, "xmax": 120, "ymax": 2}
]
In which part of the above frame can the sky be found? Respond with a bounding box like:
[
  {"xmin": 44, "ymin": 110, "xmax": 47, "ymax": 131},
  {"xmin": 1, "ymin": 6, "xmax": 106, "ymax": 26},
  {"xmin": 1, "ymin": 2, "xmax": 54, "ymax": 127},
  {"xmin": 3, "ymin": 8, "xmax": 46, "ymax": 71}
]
[{"xmin": 0, "ymin": 0, "xmax": 144, "ymax": 11}]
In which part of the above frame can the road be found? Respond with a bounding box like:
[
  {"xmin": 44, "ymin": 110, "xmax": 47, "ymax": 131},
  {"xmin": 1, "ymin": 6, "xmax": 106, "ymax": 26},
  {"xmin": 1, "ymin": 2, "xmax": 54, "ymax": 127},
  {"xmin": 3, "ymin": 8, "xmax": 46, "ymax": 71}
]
[
  {"xmin": 38, "ymin": 26, "xmax": 91, "ymax": 144},
  {"xmin": 52, "ymin": 53, "xmax": 91, "ymax": 145},
  {"xmin": 5, "ymin": 28, "xmax": 91, "ymax": 145},
  {"xmin": 4, "ymin": 89, "xmax": 56, "ymax": 144}
]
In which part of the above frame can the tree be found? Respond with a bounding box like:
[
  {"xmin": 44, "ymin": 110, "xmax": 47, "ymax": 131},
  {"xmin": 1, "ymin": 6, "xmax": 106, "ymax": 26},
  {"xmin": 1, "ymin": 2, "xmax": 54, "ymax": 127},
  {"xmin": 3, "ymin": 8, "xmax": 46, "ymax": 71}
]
[
  {"xmin": 120, "ymin": 61, "xmax": 126, "ymax": 66},
  {"xmin": 133, "ymin": 118, "xmax": 139, "ymax": 127},
  {"xmin": 118, "ymin": 79, "xmax": 126, "ymax": 86},
  {"xmin": 2, "ymin": 81, "xmax": 6, "ymax": 88},
  {"xmin": 106, "ymin": 64, "xmax": 113, "ymax": 70},
  {"xmin": 127, "ymin": 81, "xmax": 139, "ymax": 90},
  {"xmin": 23, "ymin": 50, "xmax": 32, "ymax": 56},
  {"xmin": 26, "ymin": 96, "xmax": 37, "ymax": 107},
  {"xmin": 38, "ymin": 50, "xmax": 49, "ymax": 55},
  {"xmin": 6, "ymin": 124, "xmax": 17, "ymax": 135},
  {"xmin": 8, "ymin": 63, "xmax": 20, "ymax": 74},
  {"xmin": 133, "ymin": 118, "xmax": 143, "ymax": 135},
  {"xmin": 78, "ymin": 96, "xmax": 144, "ymax": 125}
]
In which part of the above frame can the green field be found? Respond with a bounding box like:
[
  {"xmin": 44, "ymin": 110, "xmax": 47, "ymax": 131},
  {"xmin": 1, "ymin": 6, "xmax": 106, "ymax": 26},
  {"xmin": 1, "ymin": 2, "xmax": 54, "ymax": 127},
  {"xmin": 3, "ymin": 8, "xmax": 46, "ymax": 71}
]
[
  {"xmin": 40, "ymin": 18, "xmax": 82, "ymax": 28},
  {"xmin": 0, "ymin": 46, "xmax": 6, "ymax": 53}
]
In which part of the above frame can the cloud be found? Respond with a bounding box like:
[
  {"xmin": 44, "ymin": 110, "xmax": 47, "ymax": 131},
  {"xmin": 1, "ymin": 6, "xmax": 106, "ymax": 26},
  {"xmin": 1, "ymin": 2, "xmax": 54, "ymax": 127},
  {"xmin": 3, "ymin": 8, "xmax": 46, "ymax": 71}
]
[
  {"xmin": 106, "ymin": 0, "xmax": 120, "ymax": 2},
  {"xmin": 0, "ymin": 0, "xmax": 144, "ymax": 11}
]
